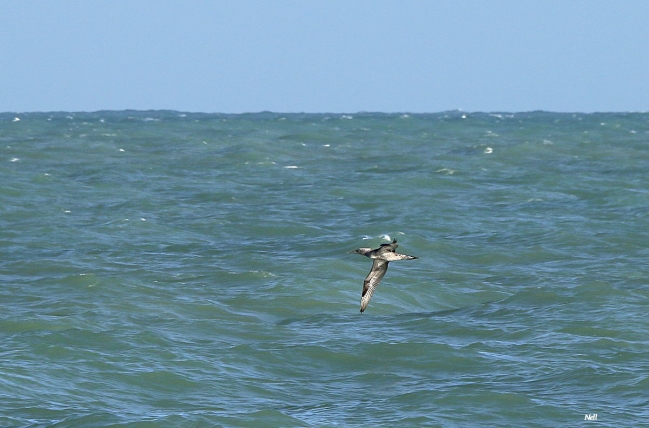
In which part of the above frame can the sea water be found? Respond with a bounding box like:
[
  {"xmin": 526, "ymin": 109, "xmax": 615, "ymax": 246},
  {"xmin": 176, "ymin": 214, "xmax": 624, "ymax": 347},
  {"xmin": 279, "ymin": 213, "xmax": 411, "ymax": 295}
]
[{"xmin": 1, "ymin": 111, "xmax": 648, "ymax": 426}]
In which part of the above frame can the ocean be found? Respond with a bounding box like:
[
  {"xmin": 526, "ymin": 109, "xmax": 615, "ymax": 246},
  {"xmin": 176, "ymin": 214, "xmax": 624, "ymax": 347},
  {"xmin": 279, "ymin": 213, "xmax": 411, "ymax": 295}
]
[{"xmin": 1, "ymin": 111, "xmax": 648, "ymax": 427}]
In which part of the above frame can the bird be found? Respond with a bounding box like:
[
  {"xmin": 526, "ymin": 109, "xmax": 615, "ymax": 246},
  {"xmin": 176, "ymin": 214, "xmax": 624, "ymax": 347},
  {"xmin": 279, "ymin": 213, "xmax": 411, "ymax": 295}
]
[{"xmin": 349, "ymin": 239, "xmax": 417, "ymax": 313}]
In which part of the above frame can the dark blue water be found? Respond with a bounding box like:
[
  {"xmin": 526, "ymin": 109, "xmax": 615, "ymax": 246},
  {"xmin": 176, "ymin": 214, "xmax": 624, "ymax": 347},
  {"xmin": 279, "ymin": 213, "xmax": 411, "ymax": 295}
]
[{"xmin": 2, "ymin": 111, "xmax": 648, "ymax": 426}]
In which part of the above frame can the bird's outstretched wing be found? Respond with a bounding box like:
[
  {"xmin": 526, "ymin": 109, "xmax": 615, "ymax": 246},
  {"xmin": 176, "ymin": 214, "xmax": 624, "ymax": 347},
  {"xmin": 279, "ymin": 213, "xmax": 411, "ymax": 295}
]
[
  {"xmin": 381, "ymin": 252, "xmax": 417, "ymax": 262},
  {"xmin": 360, "ymin": 259, "xmax": 389, "ymax": 313}
]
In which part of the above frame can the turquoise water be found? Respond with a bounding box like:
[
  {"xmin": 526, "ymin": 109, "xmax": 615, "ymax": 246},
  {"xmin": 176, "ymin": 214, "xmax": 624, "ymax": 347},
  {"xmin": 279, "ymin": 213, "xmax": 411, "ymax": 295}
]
[{"xmin": 2, "ymin": 111, "xmax": 648, "ymax": 426}]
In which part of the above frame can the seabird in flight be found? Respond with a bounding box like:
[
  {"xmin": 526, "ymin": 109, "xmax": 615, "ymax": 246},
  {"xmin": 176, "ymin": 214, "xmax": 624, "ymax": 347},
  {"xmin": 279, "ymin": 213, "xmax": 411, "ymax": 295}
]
[{"xmin": 349, "ymin": 239, "xmax": 417, "ymax": 313}]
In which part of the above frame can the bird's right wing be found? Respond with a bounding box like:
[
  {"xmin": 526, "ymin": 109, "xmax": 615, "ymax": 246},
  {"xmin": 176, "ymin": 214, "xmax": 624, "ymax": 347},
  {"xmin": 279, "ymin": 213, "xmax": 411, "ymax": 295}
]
[
  {"xmin": 360, "ymin": 259, "xmax": 389, "ymax": 313},
  {"xmin": 382, "ymin": 252, "xmax": 417, "ymax": 261}
]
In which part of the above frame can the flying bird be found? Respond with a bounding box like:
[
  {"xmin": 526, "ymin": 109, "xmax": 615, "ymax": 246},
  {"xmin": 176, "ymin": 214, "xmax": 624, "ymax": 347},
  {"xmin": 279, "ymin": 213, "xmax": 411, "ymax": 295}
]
[{"xmin": 349, "ymin": 239, "xmax": 417, "ymax": 313}]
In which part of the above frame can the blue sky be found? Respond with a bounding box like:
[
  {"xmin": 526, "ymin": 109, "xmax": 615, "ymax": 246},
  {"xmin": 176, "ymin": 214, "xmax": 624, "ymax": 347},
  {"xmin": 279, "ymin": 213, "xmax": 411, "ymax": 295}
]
[{"xmin": 2, "ymin": 1, "xmax": 648, "ymax": 113}]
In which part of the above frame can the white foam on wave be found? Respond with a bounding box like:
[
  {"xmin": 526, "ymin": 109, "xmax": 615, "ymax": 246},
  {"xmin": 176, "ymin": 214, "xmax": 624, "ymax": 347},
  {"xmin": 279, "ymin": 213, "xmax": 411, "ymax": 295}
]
[
  {"xmin": 361, "ymin": 234, "xmax": 398, "ymax": 242},
  {"xmin": 251, "ymin": 160, "xmax": 276, "ymax": 165},
  {"xmin": 436, "ymin": 167, "xmax": 456, "ymax": 175}
]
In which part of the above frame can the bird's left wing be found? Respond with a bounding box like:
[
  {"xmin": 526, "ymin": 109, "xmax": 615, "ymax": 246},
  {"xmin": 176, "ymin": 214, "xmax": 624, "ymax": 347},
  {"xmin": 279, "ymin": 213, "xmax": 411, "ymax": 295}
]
[{"xmin": 360, "ymin": 259, "xmax": 389, "ymax": 313}]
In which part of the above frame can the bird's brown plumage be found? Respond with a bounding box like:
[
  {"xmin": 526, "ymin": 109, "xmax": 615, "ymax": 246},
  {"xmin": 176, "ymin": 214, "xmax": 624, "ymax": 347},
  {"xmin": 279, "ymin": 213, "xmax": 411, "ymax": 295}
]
[{"xmin": 350, "ymin": 239, "xmax": 417, "ymax": 313}]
